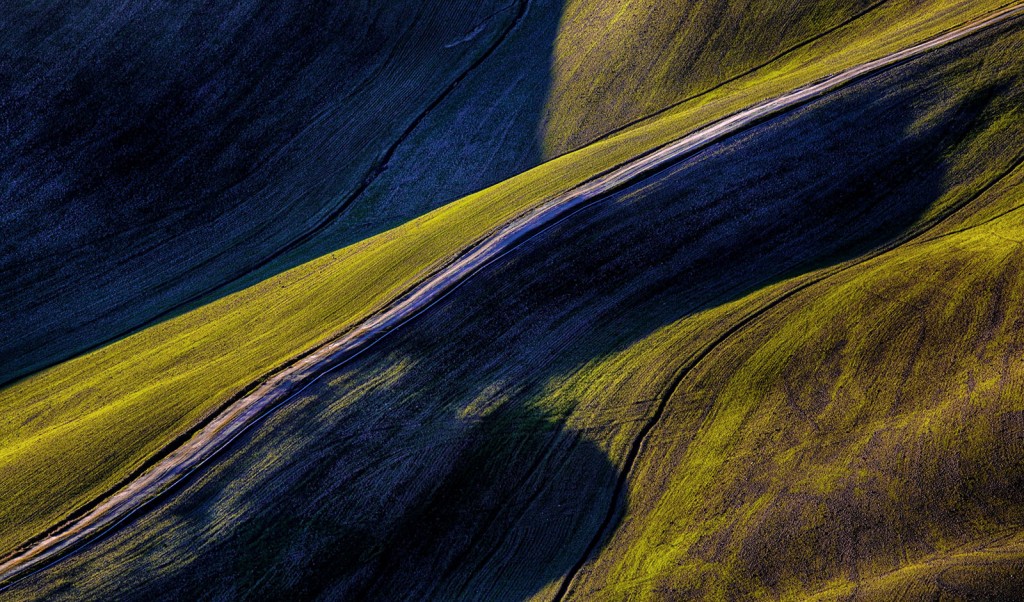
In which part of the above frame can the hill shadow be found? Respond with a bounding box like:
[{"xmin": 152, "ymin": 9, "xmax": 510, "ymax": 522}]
[
  {"xmin": 0, "ymin": 0, "xmax": 562, "ymax": 386},
  {"xmin": 0, "ymin": 0, "xmax": 913, "ymax": 389},
  {"xmin": 9, "ymin": 28, "xmax": 1023, "ymax": 601},
  {"xmin": 16, "ymin": 371, "xmax": 620, "ymax": 601},
  {"xmin": 298, "ymin": 60, "xmax": 1016, "ymax": 598}
]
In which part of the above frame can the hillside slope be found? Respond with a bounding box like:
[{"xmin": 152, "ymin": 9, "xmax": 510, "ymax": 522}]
[
  {"xmin": 7, "ymin": 14, "xmax": 1023, "ymax": 600},
  {"xmin": 542, "ymin": 0, "xmax": 883, "ymax": 152},
  {"xmin": 0, "ymin": 0, "xmax": 519, "ymax": 383},
  {"xmin": 2, "ymin": 0, "xmax": 1002, "ymax": 387},
  {"xmin": 0, "ymin": 0, "xmax": 1016, "ymax": 582}
]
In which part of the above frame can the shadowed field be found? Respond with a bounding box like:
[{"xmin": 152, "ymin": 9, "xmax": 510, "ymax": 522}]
[
  {"xmin": 0, "ymin": 0, "xmax": 874, "ymax": 384},
  {"xmin": 2, "ymin": 0, "xmax": 1009, "ymax": 387},
  {"xmin": 0, "ymin": 0, "xmax": 522, "ymax": 383},
  {"xmin": 0, "ymin": 1, "xmax": 1014, "ymax": 570},
  {"xmin": 6, "ymin": 14, "xmax": 1023, "ymax": 599}
]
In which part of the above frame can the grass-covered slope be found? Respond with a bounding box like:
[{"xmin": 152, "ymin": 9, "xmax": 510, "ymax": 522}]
[
  {"xmin": 544, "ymin": 23, "xmax": 1024, "ymax": 600},
  {"xmin": 542, "ymin": 0, "xmax": 883, "ymax": 153},
  {"xmin": 2, "ymin": 0, "xmax": 1008, "ymax": 388},
  {"xmin": 575, "ymin": 174, "xmax": 1024, "ymax": 601},
  {"xmin": 0, "ymin": 0, "xmax": 1015, "ymax": 570},
  {"xmin": 8, "ymin": 17, "xmax": 1024, "ymax": 599},
  {"xmin": 540, "ymin": 0, "xmax": 1020, "ymax": 154}
]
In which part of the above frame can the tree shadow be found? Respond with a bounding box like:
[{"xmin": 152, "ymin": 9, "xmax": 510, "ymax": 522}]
[{"xmin": 9, "ymin": 31, "xmax": 1022, "ymax": 601}]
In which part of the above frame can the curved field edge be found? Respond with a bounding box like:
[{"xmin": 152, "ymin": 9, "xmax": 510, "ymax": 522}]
[
  {"xmin": 7, "ymin": 18, "xmax": 1024, "ymax": 600},
  {"xmin": 558, "ymin": 82, "xmax": 1024, "ymax": 602},
  {"xmin": 585, "ymin": 172, "xmax": 1024, "ymax": 600},
  {"xmin": 0, "ymin": 0, "xmax": 1017, "ymax": 561}
]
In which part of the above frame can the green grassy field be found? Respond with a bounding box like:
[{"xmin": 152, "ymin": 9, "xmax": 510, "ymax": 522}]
[
  {"xmin": 544, "ymin": 0, "xmax": 886, "ymax": 153},
  {"xmin": 8, "ymin": 0, "xmax": 945, "ymax": 388},
  {"xmin": 557, "ymin": 24, "xmax": 1024, "ymax": 599},
  {"xmin": 0, "ymin": 0, "xmax": 1015, "ymax": 566},
  {"xmin": 6, "ymin": 10, "xmax": 1024, "ymax": 599}
]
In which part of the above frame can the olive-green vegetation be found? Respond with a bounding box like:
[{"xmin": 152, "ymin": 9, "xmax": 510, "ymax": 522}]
[
  {"xmin": 540, "ymin": 0, "xmax": 1020, "ymax": 153},
  {"xmin": 6, "ymin": 0, "xmax": 936, "ymax": 387},
  {"xmin": 8, "ymin": 15, "xmax": 1024, "ymax": 600},
  {"xmin": 554, "ymin": 23, "xmax": 1024, "ymax": 600},
  {"xmin": 544, "ymin": 0, "xmax": 883, "ymax": 153},
  {"xmin": 0, "ymin": 0, "xmax": 1014, "ymax": 567},
  {"xmin": 578, "ymin": 174, "xmax": 1024, "ymax": 601}
]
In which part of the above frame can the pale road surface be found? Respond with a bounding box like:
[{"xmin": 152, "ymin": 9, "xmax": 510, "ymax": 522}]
[{"xmin": 1, "ymin": 3, "xmax": 1022, "ymax": 590}]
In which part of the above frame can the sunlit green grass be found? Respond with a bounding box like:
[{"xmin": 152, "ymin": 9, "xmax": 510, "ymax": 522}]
[
  {"xmin": 0, "ymin": 0, "xmax": 1014, "ymax": 561},
  {"xmin": 575, "ymin": 170, "xmax": 1024, "ymax": 600},
  {"xmin": 542, "ymin": 0, "xmax": 1020, "ymax": 154},
  {"xmin": 556, "ymin": 42, "xmax": 1024, "ymax": 601},
  {"xmin": 544, "ymin": 0, "xmax": 891, "ymax": 154}
]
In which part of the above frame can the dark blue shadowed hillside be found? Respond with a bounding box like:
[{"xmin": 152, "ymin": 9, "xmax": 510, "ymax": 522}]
[
  {"xmin": 13, "ymin": 23, "xmax": 1024, "ymax": 601},
  {"xmin": 0, "ymin": 0, "xmax": 894, "ymax": 389},
  {"xmin": 0, "ymin": 0, "xmax": 556, "ymax": 384}
]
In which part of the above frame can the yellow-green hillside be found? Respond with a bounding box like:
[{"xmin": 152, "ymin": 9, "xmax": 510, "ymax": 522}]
[
  {"xmin": 6, "ymin": 9, "xmax": 1024, "ymax": 599},
  {"xmin": 541, "ymin": 0, "xmax": 1018, "ymax": 154},
  {"xmin": 575, "ymin": 167, "xmax": 1024, "ymax": 600},
  {"xmin": 0, "ymin": 0, "xmax": 1017, "ymax": 582}
]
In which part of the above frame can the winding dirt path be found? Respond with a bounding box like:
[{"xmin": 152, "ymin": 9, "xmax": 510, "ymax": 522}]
[{"xmin": 2, "ymin": 2, "xmax": 1023, "ymax": 590}]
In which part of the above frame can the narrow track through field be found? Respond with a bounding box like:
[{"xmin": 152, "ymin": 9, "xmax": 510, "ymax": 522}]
[{"xmin": 2, "ymin": 3, "xmax": 1022, "ymax": 590}]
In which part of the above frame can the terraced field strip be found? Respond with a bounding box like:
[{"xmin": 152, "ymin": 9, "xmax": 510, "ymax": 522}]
[{"xmin": 2, "ymin": 2, "xmax": 1022, "ymax": 589}]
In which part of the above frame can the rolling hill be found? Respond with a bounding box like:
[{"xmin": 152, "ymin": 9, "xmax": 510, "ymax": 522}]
[{"xmin": 1, "ymin": 0, "xmax": 1023, "ymax": 600}]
